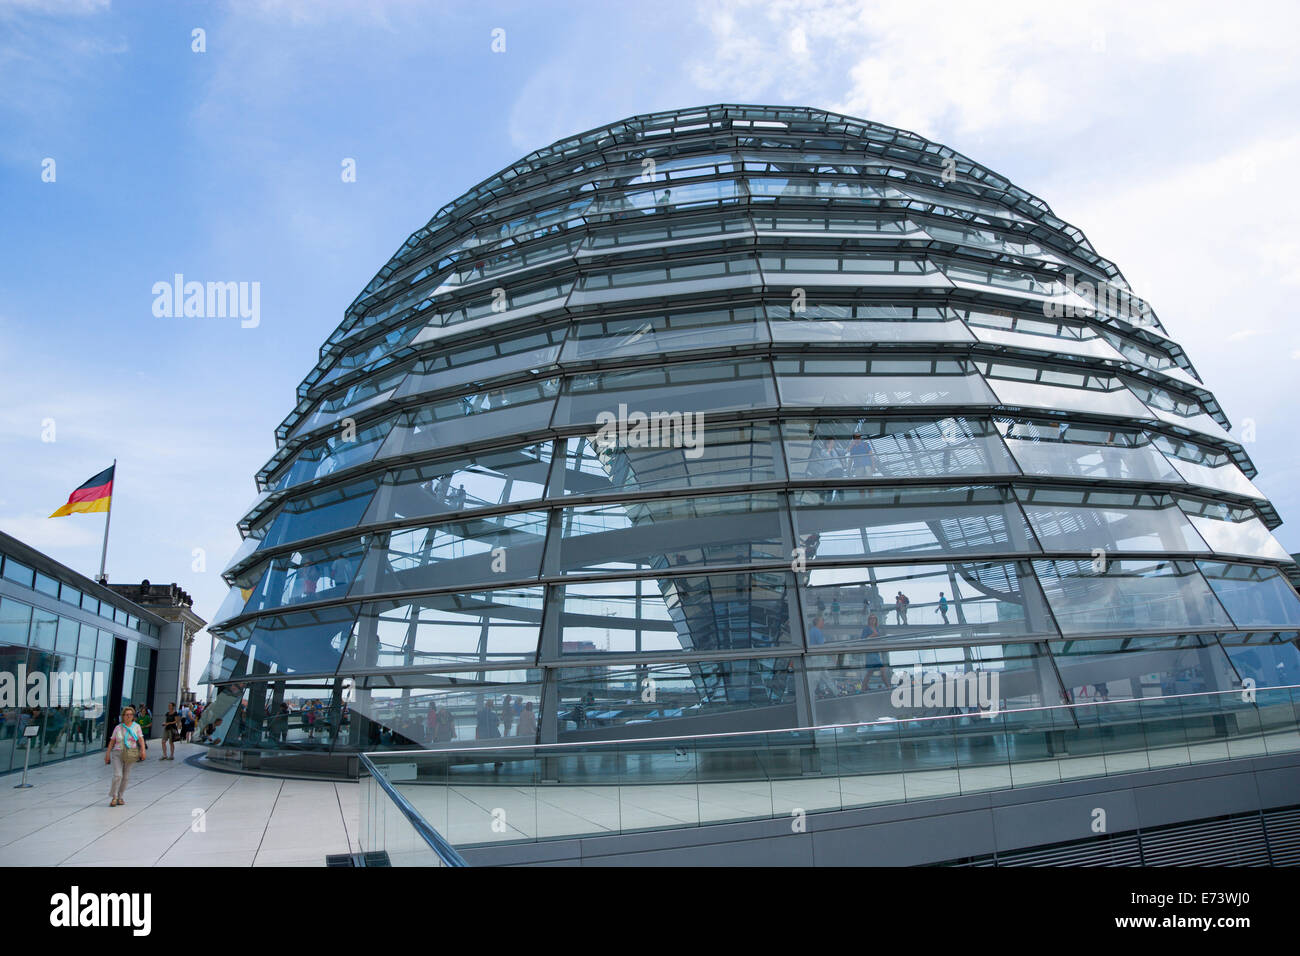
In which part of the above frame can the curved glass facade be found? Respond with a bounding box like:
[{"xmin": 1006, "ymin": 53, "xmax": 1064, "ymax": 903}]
[{"xmin": 204, "ymin": 104, "xmax": 1300, "ymax": 758}]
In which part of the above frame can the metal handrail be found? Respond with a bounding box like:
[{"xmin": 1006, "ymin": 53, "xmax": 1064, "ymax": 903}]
[
  {"xmin": 361, "ymin": 682, "xmax": 1299, "ymax": 759},
  {"xmin": 357, "ymin": 752, "xmax": 468, "ymax": 866}
]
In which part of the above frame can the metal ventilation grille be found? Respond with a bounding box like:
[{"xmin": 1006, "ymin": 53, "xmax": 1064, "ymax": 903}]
[
  {"xmin": 1262, "ymin": 806, "xmax": 1300, "ymax": 865},
  {"xmin": 982, "ymin": 833, "xmax": 1143, "ymax": 867},
  {"xmin": 948, "ymin": 805, "xmax": 1300, "ymax": 866},
  {"xmin": 1140, "ymin": 815, "xmax": 1269, "ymax": 867}
]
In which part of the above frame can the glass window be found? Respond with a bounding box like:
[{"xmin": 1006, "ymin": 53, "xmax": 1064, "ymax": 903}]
[
  {"xmin": 98, "ymin": 629, "xmax": 115, "ymax": 661},
  {"xmin": 259, "ymin": 476, "xmax": 380, "ymax": 552},
  {"xmin": 1197, "ymin": 562, "xmax": 1300, "ymax": 629},
  {"xmin": 801, "ymin": 561, "xmax": 1051, "ymax": 645},
  {"xmin": 791, "ymin": 485, "xmax": 1036, "ymax": 561},
  {"xmin": 776, "ymin": 356, "xmax": 997, "ymax": 408},
  {"xmin": 806, "ymin": 641, "xmax": 1051, "ymax": 726},
  {"xmin": 558, "ymin": 571, "xmax": 797, "ymax": 656},
  {"xmin": 349, "ymin": 672, "xmax": 543, "ymax": 747},
  {"xmin": 272, "ymin": 414, "xmax": 396, "ymax": 492},
  {"xmin": 355, "ymin": 511, "xmax": 548, "ymax": 595},
  {"xmin": 0, "ymin": 597, "xmax": 32, "ymax": 647},
  {"xmin": 979, "ymin": 360, "xmax": 1151, "ymax": 419},
  {"xmin": 998, "ymin": 419, "xmax": 1181, "ymax": 483},
  {"xmin": 784, "ymin": 417, "xmax": 1016, "ymax": 481},
  {"xmin": 78, "ymin": 622, "xmax": 98, "ymax": 657},
  {"xmin": 395, "ymin": 325, "xmax": 566, "ymax": 403},
  {"xmin": 1048, "ymin": 633, "xmax": 1240, "ymax": 700},
  {"xmin": 1017, "ymin": 488, "xmax": 1208, "ymax": 554},
  {"xmin": 81, "ymin": 592, "xmax": 99, "ymax": 615},
  {"xmin": 964, "ymin": 309, "xmax": 1123, "ymax": 361},
  {"xmin": 378, "ymin": 379, "xmax": 559, "ymax": 460},
  {"xmin": 60, "ymin": 585, "xmax": 81, "ymax": 608},
  {"xmin": 768, "ymin": 301, "xmax": 974, "ymax": 345},
  {"xmin": 1154, "ymin": 435, "xmax": 1266, "ymax": 500},
  {"xmin": 29, "ymin": 609, "xmax": 58, "ymax": 650},
  {"xmin": 1, "ymin": 557, "xmax": 34, "ymax": 589},
  {"xmin": 555, "ymin": 358, "xmax": 778, "ymax": 427},
  {"xmin": 220, "ymin": 604, "xmax": 359, "ymax": 679},
  {"xmin": 293, "ymin": 362, "xmax": 410, "ymax": 440},
  {"xmin": 560, "ymin": 421, "xmax": 784, "ymax": 497},
  {"xmin": 555, "ymin": 657, "xmax": 796, "ymax": 734},
  {"xmin": 1220, "ymin": 632, "xmax": 1300, "ymax": 688},
  {"xmin": 55, "ymin": 616, "xmax": 79, "ymax": 655},
  {"xmin": 560, "ymin": 304, "xmax": 768, "ymax": 363},
  {"xmin": 34, "ymin": 572, "xmax": 60, "ymax": 598},
  {"xmin": 1177, "ymin": 498, "xmax": 1291, "ymax": 562},
  {"xmin": 1033, "ymin": 559, "xmax": 1232, "ymax": 635},
  {"xmin": 547, "ymin": 492, "xmax": 788, "ymax": 576},
  {"xmin": 363, "ymin": 442, "xmax": 552, "ymax": 524},
  {"xmin": 348, "ymin": 587, "xmax": 544, "ymax": 671},
  {"xmin": 243, "ymin": 538, "xmax": 368, "ymax": 614}
]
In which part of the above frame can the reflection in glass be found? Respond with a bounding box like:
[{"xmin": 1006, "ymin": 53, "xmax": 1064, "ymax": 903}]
[
  {"xmin": 1198, "ymin": 562, "xmax": 1300, "ymax": 628},
  {"xmin": 784, "ymin": 417, "xmax": 1016, "ymax": 481},
  {"xmin": 1034, "ymin": 559, "xmax": 1232, "ymax": 635}
]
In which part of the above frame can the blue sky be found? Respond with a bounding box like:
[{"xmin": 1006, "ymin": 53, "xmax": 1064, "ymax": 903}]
[{"xmin": 2, "ymin": 0, "xmax": 1298, "ymax": 690}]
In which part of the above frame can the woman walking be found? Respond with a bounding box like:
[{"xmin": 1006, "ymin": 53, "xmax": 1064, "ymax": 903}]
[{"xmin": 105, "ymin": 705, "xmax": 147, "ymax": 807}]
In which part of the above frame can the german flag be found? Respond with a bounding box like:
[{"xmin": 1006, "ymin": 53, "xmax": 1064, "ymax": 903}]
[{"xmin": 50, "ymin": 466, "xmax": 115, "ymax": 517}]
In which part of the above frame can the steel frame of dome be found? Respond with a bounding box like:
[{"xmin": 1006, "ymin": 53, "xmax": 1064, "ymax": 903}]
[{"xmin": 202, "ymin": 104, "xmax": 1300, "ymax": 758}]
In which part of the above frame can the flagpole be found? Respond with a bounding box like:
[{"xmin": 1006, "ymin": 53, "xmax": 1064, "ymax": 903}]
[{"xmin": 97, "ymin": 459, "xmax": 116, "ymax": 585}]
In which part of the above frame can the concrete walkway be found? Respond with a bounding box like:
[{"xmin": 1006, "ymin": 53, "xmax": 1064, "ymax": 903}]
[{"xmin": 0, "ymin": 742, "xmax": 357, "ymax": 866}]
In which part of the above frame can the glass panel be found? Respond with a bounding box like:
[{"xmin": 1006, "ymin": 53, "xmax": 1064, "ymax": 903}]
[
  {"xmin": 767, "ymin": 301, "xmax": 974, "ymax": 345},
  {"xmin": 555, "ymin": 657, "xmax": 796, "ymax": 735},
  {"xmin": 78, "ymin": 622, "xmax": 98, "ymax": 657},
  {"xmin": 560, "ymin": 304, "xmax": 768, "ymax": 363},
  {"xmin": 349, "ymin": 671, "xmax": 542, "ymax": 747},
  {"xmin": 965, "ymin": 309, "xmax": 1124, "ymax": 362},
  {"xmin": 378, "ymin": 379, "xmax": 559, "ymax": 459},
  {"xmin": 791, "ymin": 485, "xmax": 1036, "ymax": 561},
  {"xmin": 800, "ymin": 562, "xmax": 1052, "ymax": 645},
  {"xmin": 0, "ymin": 598, "xmax": 32, "ymax": 647},
  {"xmin": 1128, "ymin": 379, "xmax": 1232, "ymax": 443},
  {"xmin": 999, "ymin": 420, "xmax": 1181, "ymax": 482},
  {"xmin": 293, "ymin": 362, "xmax": 409, "ymax": 439},
  {"xmin": 555, "ymin": 358, "xmax": 778, "ymax": 427},
  {"xmin": 60, "ymin": 586, "xmax": 81, "ymax": 608},
  {"xmin": 221, "ymin": 604, "xmax": 359, "ymax": 678},
  {"xmin": 243, "ymin": 538, "xmax": 368, "ymax": 614},
  {"xmin": 1017, "ymin": 488, "xmax": 1208, "ymax": 554},
  {"xmin": 1155, "ymin": 436, "xmax": 1266, "ymax": 499},
  {"xmin": 347, "ymin": 587, "xmax": 544, "ymax": 671},
  {"xmin": 776, "ymin": 356, "xmax": 996, "ymax": 408},
  {"xmin": 1033, "ymin": 559, "xmax": 1232, "ymax": 635},
  {"xmin": 34, "ymin": 572, "xmax": 60, "ymax": 598},
  {"xmin": 29, "ymin": 609, "xmax": 57, "ymax": 651},
  {"xmin": 1220, "ymin": 632, "xmax": 1300, "ymax": 688},
  {"xmin": 394, "ymin": 326, "xmax": 565, "ymax": 402},
  {"xmin": 1198, "ymin": 562, "xmax": 1300, "ymax": 629},
  {"xmin": 353, "ymin": 512, "xmax": 548, "ymax": 595},
  {"xmin": 547, "ymin": 492, "xmax": 787, "ymax": 576},
  {"xmin": 1048, "ymin": 633, "xmax": 1241, "ymax": 700},
  {"xmin": 558, "ymin": 571, "xmax": 798, "ymax": 656},
  {"xmin": 55, "ymin": 616, "xmax": 79, "ymax": 655},
  {"xmin": 560, "ymin": 421, "xmax": 784, "ymax": 497},
  {"xmin": 365, "ymin": 442, "xmax": 552, "ymax": 525},
  {"xmin": 1184, "ymin": 512, "xmax": 1291, "ymax": 562},
  {"xmin": 258, "ymin": 476, "xmax": 379, "ymax": 552},
  {"xmin": 2, "ymin": 558, "xmax": 34, "ymax": 588},
  {"xmin": 980, "ymin": 362, "xmax": 1151, "ymax": 418},
  {"xmin": 784, "ymin": 417, "xmax": 1016, "ymax": 481},
  {"xmin": 272, "ymin": 414, "xmax": 395, "ymax": 492},
  {"xmin": 807, "ymin": 642, "xmax": 1050, "ymax": 725}
]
